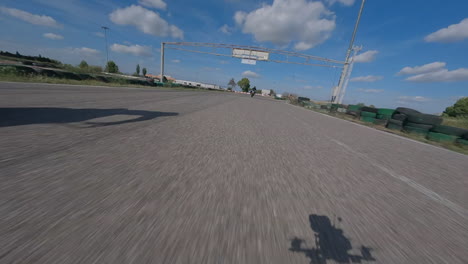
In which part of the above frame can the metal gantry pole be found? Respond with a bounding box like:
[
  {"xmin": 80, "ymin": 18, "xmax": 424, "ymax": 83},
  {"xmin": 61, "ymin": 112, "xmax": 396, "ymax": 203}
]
[
  {"xmin": 338, "ymin": 46, "xmax": 361, "ymax": 104},
  {"xmin": 160, "ymin": 42, "xmax": 165, "ymax": 83},
  {"xmin": 331, "ymin": 0, "xmax": 366, "ymax": 103}
]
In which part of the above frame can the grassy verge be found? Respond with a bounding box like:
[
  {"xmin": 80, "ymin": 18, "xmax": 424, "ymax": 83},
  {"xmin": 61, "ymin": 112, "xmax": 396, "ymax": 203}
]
[
  {"xmin": 0, "ymin": 74, "xmax": 205, "ymax": 91},
  {"xmin": 442, "ymin": 116, "xmax": 468, "ymax": 129},
  {"xmin": 302, "ymin": 106, "xmax": 468, "ymax": 155}
]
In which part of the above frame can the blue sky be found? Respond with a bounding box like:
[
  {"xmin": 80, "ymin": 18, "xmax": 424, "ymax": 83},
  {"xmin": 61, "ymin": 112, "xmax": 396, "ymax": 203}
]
[{"xmin": 0, "ymin": 0, "xmax": 467, "ymax": 113}]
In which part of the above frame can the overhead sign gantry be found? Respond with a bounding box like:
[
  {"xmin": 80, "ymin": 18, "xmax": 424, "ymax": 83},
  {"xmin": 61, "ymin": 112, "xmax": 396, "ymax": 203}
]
[{"xmin": 159, "ymin": 0, "xmax": 366, "ymax": 104}]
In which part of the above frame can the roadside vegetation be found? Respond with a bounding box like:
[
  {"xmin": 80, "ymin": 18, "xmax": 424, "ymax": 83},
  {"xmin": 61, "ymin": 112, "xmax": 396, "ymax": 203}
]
[
  {"xmin": 0, "ymin": 51, "xmax": 237, "ymax": 93},
  {"xmin": 442, "ymin": 97, "xmax": 468, "ymax": 129},
  {"xmin": 442, "ymin": 117, "xmax": 468, "ymax": 130},
  {"xmin": 0, "ymin": 50, "xmax": 201, "ymax": 90}
]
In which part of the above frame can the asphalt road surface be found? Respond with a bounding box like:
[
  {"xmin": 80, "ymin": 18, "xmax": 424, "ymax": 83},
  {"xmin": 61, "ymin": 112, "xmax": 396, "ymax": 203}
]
[{"xmin": 1, "ymin": 82, "xmax": 467, "ymax": 264}]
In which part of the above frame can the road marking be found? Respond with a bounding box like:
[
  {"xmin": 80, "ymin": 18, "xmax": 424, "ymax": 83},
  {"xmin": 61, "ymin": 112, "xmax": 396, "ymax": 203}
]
[
  {"xmin": 285, "ymin": 109, "xmax": 468, "ymax": 220},
  {"xmin": 331, "ymin": 138, "xmax": 468, "ymax": 220}
]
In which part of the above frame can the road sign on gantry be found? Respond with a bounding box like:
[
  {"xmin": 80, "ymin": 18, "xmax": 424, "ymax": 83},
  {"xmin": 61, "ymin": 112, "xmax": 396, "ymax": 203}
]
[
  {"xmin": 232, "ymin": 48, "xmax": 269, "ymax": 61},
  {"xmin": 241, "ymin": 59, "xmax": 257, "ymax": 65}
]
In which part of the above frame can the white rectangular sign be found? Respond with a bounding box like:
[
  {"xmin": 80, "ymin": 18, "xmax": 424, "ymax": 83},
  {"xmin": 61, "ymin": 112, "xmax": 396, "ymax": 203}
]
[
  {"xmin": 241, "ymin": 59, "xmax": 257, "ymax": 65},
  {"xmin": 233, "ymin": 48, "xmax": 269, "ymax": 61}
]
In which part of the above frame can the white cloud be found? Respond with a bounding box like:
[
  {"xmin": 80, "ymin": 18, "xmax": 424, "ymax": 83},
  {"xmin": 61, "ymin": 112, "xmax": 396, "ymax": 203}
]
[
  {"xmin": 139, "ymin": 0, "xmax": 167, "ymax": 10},
  {"xmin": 425, "ymin": 18, "xmax": 468, "ymax": 43},
  {"xmin": 109, "ymin": 5, "xmax": 183, "ymax": 39},
  {"xmin": 73, "ymin": 47, "xmax": 100, "ymax": 57},
  {"xmin": 397, "ymin": 62, "xmax": 446, "ymax": 75},
  {"xmin": 405, "ymin": 68, "xmax": 468, "ymax": 83},
  {"xmin": 242, "ymin": 70, "xmax": 260, "ymax": 78},
  {"xmin": 234, "ymin": 11, "xmax": 247, "ymax": 25},
  {"xmin": 172, "ymin": 59, "xmax": 181, "ymax": 63},
  {"xmin": 169, "ymin": 25, "xmax": 184, "ymax": 39},
  {"xmin": 350, "ymin": 75, "xmax": 383, "ymax": 82},
  {"xmin": 353, "ymin": 50, "xmax": 378, "ymax": 63},
  {"xmin": 0, "ymin": 6, "xmax": 61, "ymax": 27},
  {"xmin": 398, "ymin": 62, "xmax": 468, "ymax": 82},
  {"xmin": 94, "ymin": 32, "xmax": 105, "ymax": 38},
  {"xmin": 43, "ymin": 33, "xmax": 63, "ymax": 40},
  {"xmin": 398, "ymin": 96, "xmax": 431, "ymax": 102},
  {"xmin": 234, "ymin": 0, "xmax": 335, "ymax": 50},
  {"xmin": 326, "ymin": 0, "xmax": 355, "ymax": 6},
  {"xmin": 111, "ymin": 44, "xmax": 152, "ymax": 56},
  {"xmin": 220, "ymin": 24, "xmax": 231, "ymax": 34},
  {"xmin": 357, "ymin": 88, "xmax": 384, "ymax": 93}
]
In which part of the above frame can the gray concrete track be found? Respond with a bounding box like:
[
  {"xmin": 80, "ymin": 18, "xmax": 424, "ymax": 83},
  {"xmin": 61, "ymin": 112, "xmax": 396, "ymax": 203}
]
[{"xmin": 1, "ymin": 82, "xmax": 467, "ymax": 264}]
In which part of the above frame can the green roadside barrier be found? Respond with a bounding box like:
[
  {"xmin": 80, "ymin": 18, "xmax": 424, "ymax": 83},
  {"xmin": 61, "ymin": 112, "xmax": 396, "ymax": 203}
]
[
  {"xmin": 456, "ymin": 138, "xmax": 468, "ymax": 146},
  {"xmin": 373, "ymin": 119, "xmax": 388, "ymax": 126},
  {"xmin": 360, "ymin": 116, "xmax": 376, "ymax": 123},
  {"xmin": 387, "ymin": 123, "xmax": 402, "ymax": 131},
  {"xmin": 395, "ymin": 107, "xmax": 420, "ymax": 116},
  {"xmin": 405, "ymin": 122, "xmax": 433, "ymax": 130},
  {"xmin": 407, "ymin": 113, "xmax": 443, "ymax": 126},
  {"xmin": 431, "ymin": 125, "xmax": 468, "ymax": 137},
  {"xmin": 392, "ymin": 113, "xmax": 407, "ymax": 121},
  {"xmin": 331, "ymin": 103, "xmax": 341, "ymax": 108},
  {"xmin": 376, "ymin": 114, "xmax": 392, "ymax": 120},
  {"xmin": 388, "ymin": 119, "xmax": 404, "ymax": 126},
  {"xmin": 360, "ymin": 111, "xmax": 377, "ymax": 118},
  {"xmin": 377, "ymin": 108, "xmax": 395, "ymax": 116},
  {"xmin": 404, "ymin": 126, "xmax": 429, "ymax": 136},
  {"xmin": 426, "ymin": 132, "xmax": 459, "ymax": 143},
  {"xmin": 346, "ymin": 110, "xmax": 360, "ymax": 117},
  {"xmin": 347, "ymin": 105, "xmax": 361, "ymax": 111}
]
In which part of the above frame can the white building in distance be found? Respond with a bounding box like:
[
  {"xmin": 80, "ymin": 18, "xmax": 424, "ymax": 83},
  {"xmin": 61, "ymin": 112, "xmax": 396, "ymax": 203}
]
[{"xmin": 174, "ymin": 79, "xmax": 222, "ymax": 90}]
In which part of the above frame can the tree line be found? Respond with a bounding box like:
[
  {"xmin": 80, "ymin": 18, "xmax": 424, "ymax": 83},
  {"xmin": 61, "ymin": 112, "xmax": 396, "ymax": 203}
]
[
  {"xmin": 227, "ymin": 77, "xmax": 257, "ymax": 92},
  {"xmin": 0, "ymin": 50, "xmax": 60, "ymax": 64}
]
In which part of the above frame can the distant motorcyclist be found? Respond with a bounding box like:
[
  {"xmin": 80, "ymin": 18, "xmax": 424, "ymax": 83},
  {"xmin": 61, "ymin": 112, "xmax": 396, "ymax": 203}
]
[{"xmin": 250, "ymin": 86, "xmax": 257, "ymax": 97}]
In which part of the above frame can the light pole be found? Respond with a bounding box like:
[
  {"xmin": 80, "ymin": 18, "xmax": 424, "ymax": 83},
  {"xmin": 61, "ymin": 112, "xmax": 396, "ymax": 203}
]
[
  {"xmin": 101, "ymin": 26, "xmax": 109, "ymax": 65},
  {"xmin": 160, "ymin": 42, "xmax": 165, "ymax": 83}
]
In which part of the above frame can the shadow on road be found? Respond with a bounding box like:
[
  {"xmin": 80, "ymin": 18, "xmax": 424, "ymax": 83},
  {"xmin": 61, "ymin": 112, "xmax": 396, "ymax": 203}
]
[
  {"xmin": 289, "ymin": 214, "xmax": 376, "ymax": 264},
  {"xmin": 0, "ymin": 107, "xmax": 178, "ymax": 127}
]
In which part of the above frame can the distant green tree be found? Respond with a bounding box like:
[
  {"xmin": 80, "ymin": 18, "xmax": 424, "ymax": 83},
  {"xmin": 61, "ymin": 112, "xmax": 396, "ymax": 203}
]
[
  {"xmin": 286, "ymin": 93, "xmax": 299, "ymax": 105},
  {"xmin": 357, "ymin": 102, "xmax": 365, "ymax": 107},
  {"xmin": 88, "ymin": 65, "xmax": 103, "ymax": 73},
  {"xmin": 105, "ymin": 61, "xmax": 119, "ymax": 73},
  {"xmin": 142, "ymin": 67, "xmax": 147, "ymax": 76},
  {"xmin": 136, "ymin": 64, "xmax": 140, "ymax": 75},
  {"xmin": 228, "ymin": 78, "xmax": 236, "ymax": 90},
  {"xmin": 369, "ymin": 104, "xmax": 376, "ymax": 108},
  {"xmin": 444, "ymin": 97, "xmax": 468, "ymax": 117},
  {"xmin": 79, "ymin": 60, "xmax": 88, "ymax": 69},
  {"xmin": 237, "ymin": 78, "xmax": 250, "ymax": 92}
]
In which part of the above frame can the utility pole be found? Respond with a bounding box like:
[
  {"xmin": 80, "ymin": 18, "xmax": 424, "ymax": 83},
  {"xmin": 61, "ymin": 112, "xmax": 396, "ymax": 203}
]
[
  {"xmin": 160, "ymin": 42, "xmax": 165, "ymax": 83},
  {"xmin": 101, "ymin": 26, "xmax": 109, "ymax": 65},
  {"xmin": 331, "ymin": 0, "xmax": 366, "ymax": 103}
]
